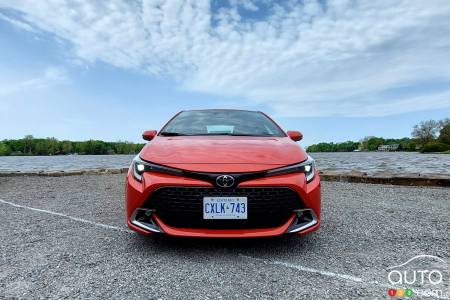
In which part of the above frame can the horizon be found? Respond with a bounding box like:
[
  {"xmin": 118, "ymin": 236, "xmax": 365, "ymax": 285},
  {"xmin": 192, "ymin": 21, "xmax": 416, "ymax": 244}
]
[
  {"xmin": 1, "ymin": 1, "xmax": 450, "ymax": 145},
  {"xmin": 0, "ymin": 127, "xmax": 431, "ymax": 148}
]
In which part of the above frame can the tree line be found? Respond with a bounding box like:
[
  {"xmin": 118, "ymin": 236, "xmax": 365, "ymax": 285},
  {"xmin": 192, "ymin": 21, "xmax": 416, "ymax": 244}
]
[
  {"xmin": 0, "ymin": 136, "xmax": 145, "ymax": 156},
  {"xmin": 307, "ymin": 118, "xmax": 450, "ymax": 153},
  {"xmin": 1, "ymin": 118, "xmax": 449, "ymax": 155}
]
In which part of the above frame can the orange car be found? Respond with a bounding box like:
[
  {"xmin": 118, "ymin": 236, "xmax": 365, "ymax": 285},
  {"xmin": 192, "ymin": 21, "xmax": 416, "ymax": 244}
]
[{"xmin": 126, "ymin": 109, "xmax": 320, "ymax": 238}]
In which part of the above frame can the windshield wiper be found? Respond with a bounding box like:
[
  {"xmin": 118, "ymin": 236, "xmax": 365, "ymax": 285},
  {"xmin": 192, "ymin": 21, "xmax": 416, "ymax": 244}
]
[
  {"xmin": 230, "ymin": 134, "xmax": 267, "ymax": 136},
  {"xmin": 159, "ymin": 132, "xmax": 187, "ymax": 136}
]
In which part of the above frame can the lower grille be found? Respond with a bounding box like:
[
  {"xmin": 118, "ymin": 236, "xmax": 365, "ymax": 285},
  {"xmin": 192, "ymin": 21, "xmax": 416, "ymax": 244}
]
[{"xmin": 145, "ymin": 187, "xmax": 304, "ymax": 229}]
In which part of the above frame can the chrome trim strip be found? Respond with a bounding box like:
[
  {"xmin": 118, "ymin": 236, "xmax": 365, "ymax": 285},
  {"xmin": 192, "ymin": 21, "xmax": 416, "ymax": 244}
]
[
  {"xmin": 286, "ymin": 209, "xmax": 318, "ymax": 233},
  {"xmin": 131, "ymin": 208, "xmax": 164, "ymax": 233}
]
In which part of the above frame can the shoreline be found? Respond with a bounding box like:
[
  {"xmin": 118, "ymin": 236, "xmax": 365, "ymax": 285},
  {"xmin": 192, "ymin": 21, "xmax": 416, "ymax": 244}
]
[
  {"xmin": 1, "ymin": 151, "xmax": 449, "ymax": 157},
  {"xmin": 1, "ymin": 168, "xmax": 449, "ymax": 187}
]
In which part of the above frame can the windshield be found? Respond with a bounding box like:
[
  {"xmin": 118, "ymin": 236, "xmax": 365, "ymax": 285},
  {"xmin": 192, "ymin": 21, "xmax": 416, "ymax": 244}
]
[{"xmin": 160, "ymin": 110, "xmax": 286, "ymax": 137}]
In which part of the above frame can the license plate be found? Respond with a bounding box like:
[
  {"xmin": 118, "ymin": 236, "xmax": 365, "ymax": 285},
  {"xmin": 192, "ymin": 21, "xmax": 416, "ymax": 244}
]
[{"xmin": 203, "ymin": 197, "xmax": 248, "ymax": 219}]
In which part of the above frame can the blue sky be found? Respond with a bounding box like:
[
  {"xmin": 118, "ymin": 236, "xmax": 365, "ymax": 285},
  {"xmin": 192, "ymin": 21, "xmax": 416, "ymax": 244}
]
[{"xmin": 1, "ymin": 0, "xmax": 450, "ymax": 146}]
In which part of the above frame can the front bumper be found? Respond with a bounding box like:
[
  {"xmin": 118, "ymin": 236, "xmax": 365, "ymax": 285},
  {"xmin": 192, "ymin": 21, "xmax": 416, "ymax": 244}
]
[{"xmin": 126, "ymin": 169, "xmax": 321, "ymax": 238}]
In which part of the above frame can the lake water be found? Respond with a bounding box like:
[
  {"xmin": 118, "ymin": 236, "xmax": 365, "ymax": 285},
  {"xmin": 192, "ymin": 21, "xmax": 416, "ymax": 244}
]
[
  {"xmin": 0, "ymin": 152, "xmax": 449, "ymax": 176},
  {"xmin": 311, "ymin": 152, "xmax": 450, "ymax": 176}
]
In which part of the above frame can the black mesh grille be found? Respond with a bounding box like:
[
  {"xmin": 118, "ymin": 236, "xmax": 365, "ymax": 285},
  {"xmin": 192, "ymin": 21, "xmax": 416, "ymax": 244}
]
[{"xmin": 145, "ymin": 187, "xmax": 304, "ymax": 229}]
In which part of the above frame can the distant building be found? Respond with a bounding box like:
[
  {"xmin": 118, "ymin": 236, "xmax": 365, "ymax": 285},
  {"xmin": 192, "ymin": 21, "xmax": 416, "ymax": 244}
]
[{"xmin": 377, "ymin": 144, "xmax": 399, "ymax": 151}]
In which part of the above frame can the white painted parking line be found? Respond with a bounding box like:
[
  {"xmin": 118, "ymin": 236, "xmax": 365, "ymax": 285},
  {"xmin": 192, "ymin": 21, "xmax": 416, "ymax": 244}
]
[
  {"xmin": 240, "ymin": 254, "xmax": 450, "ymax": 299},
  {"xmin": 3, "ymin": 197, "xmax": 450, "ymax": 299},
  {"xmin": 240, "ymin": 254, "xmax": 364, "ymax": 283},
  {"xmin": 0, "ymin": 198, "xmax": 395, "ymax": 288},
  {"xmin": 0, "ymin": 198, "xmax": 134, "ymax": 234}
]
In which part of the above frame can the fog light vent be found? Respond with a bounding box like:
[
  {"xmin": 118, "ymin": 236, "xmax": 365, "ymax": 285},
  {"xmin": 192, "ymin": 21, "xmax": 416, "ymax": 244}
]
[
  {"xmin": 131, "ymin": 208, "xmax": 163, "ymax": 233},
  {"xmin": 286, "ymin": 209, "xmax": 318, "ymax": 233}
]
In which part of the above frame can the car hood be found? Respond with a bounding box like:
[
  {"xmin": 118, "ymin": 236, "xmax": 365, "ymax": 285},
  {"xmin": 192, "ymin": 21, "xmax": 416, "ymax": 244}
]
[{"xmin": 139, "ymin": 136, "xmax": 307, "ymax": 172}]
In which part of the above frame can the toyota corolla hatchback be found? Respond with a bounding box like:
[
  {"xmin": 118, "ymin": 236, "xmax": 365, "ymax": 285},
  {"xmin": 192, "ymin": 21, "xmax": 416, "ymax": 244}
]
[{"xmin": 126, "ymin": 109, "xmax": 321, "ymax": 238}]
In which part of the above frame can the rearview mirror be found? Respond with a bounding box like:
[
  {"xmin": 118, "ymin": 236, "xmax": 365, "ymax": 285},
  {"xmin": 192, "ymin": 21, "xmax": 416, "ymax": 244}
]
[
  {"xmin": 142, "ymin": 130, "xmax": 157, "ymax": 141},
  {"xmin": 287, "ymin": 131, "xmax": 303, "ymax": 141}
]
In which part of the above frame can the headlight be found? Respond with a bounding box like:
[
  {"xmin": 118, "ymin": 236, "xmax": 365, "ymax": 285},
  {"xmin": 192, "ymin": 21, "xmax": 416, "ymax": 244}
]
[
  {"xmin": 132, "ymin": 156, "xmax": 146, "ymax": 182},
  {"xmin": 266, "ymin": 155, "xmax": 316, "ymax": 183},
  {"xmin": 131, "ymin": 156, "xmax": 183, "ymax": 182}
]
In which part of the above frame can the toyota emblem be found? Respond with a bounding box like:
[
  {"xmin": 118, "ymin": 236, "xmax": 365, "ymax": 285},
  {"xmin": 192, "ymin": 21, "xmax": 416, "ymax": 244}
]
[{"xmin": 216, "ymin": 175, "xmax": 235, "ymax": 188}]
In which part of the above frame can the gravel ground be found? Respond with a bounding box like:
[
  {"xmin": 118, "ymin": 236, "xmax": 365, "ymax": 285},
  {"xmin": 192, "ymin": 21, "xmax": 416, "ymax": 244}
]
[{"xmin": 0, "ymin": 174, "xmax": 449, "ymax": 299}]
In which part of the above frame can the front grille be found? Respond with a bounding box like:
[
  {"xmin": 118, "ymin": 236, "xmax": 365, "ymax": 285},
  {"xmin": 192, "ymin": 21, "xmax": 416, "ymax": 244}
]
[{"xmin": 145, "ymin": 187, "xmax": 304, "ymax": 229}]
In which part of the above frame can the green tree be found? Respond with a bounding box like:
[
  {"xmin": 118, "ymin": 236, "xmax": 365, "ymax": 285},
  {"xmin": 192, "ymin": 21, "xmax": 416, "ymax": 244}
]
[
  {"xmin": 114, "ymin": 141, "xmax": 129, "ymax": 154},
  {"xmin": 359, "ymin": 136, "xmax": 375, "ymax": 151},
  {"xmin": 367, "ymin": 137, "xmax": 385, "ymax": 151},
  {"xmin": 46, "ymin": 138, "xmax": 59, "ymax": 155},
  {"xmin": 398, "ymin": 138, "xmax": 416, "ymax": 151},
  {"xmin": 337, "ymin": 141, "xmax": 359, "ymax": 152},
  {"xmin": 438, "ymin": 123, "xmax": 450, "ymax": 145},
  {"xmin": 62, "ymin": 141, "xmax": 73, "ymax": 154},
  {"xmin": 421, "ymin": 141, "xmax": 450, "ymax": 153},
  {"xmin": 83, "ymin": 140, "xmax": 107, "ymax": 155},
  {"xmin": 0, "ymin": 142, "xmax": 11, "ymax": 155},
  {"xmin": 23, "ymin": 135, "xmax": 34, "ymax": 154},
  {"xmin": 34, "ymin": 140, "xmax": 49, "ymax": 155},
  {"xmin": 412, "ymin": 120, "xmax": 440, "ymax": 147},
  {"xmin": 6, "ymin": 139, "xmax": 24, "ymax": 153},
  {"xmin": 73, "ymin": 142, "xmax": 87, "ymax": 154},
  {"xmin": 0, "ymin": 137, "xmax": 145, "ymax": 156},
  {"xmin": 307, "ymin": 141, "xmax": 359, "ymax": 152}
]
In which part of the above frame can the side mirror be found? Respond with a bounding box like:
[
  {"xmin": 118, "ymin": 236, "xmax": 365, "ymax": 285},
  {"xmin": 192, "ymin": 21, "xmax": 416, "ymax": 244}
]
[
  {"xmin": 287, "ymin": 131, "xmax": 303, "ymax": 142},
  {"xmin": 142, "ymin": 130, "xmax": 157, "ymax": 141}
]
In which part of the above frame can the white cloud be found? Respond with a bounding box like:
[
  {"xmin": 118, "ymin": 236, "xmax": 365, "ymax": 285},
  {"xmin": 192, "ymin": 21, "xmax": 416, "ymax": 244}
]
[
  {"xmin": 0, "ymin": 11, "xmax": 37, "ymax": 33},
  {"xmin": 1, "ymin": 0, "xmax": 450, "ymax": 116},
  {"xmin": 0, "ymin": 67, "xmax": 67, "ymax": 97}
]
